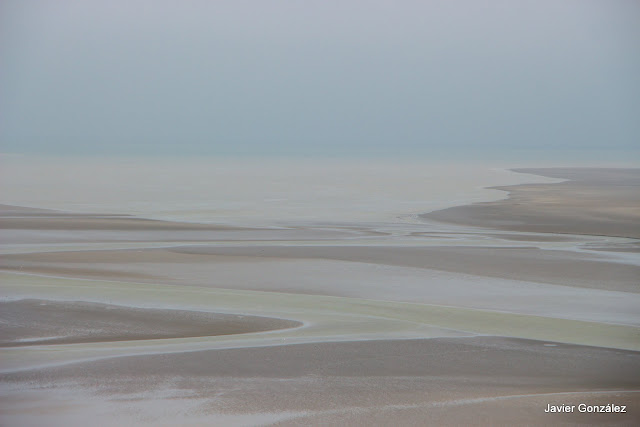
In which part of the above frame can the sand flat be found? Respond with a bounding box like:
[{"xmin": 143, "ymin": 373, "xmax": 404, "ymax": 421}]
[
  {"xmin": 0, "ymin": 299, "xmax": 301, "ymax": 347},
  {"xmin": 4, "ymin": 243, "xmax": 637, "ymax": 292},
  {"xmin": 2, "ymin": 337, "xmax": 639, "ymax": 426},
  {"xmin": 1, "ymin": 168, "xmax": 640, "ymax": 425},
  {"xmin": 1, "ymin": 271, "xmax": 638, "ymax": 368},
  {"xmin": 2, "ymin": 248, "xmax": 639, "ymax": 328}
]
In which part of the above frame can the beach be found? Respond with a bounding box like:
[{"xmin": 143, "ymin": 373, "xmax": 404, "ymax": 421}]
[{"xmin": 1, "ymin": 166, "xmax": 639, "ymax": 426}]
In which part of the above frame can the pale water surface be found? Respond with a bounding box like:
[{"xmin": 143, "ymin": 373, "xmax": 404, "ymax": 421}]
[{"xmin": 0, "ymin": 156, "xmax": 559, "ymax": 226}]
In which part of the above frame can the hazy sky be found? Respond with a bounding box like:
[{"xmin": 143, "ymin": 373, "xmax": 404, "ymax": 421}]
[{"xmin": 1, "ymin": 0, "xmax": 639, "ymax": 160}]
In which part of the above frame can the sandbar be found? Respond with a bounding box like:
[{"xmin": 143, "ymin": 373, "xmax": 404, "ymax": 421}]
[{"xmin": 423, "ymin": 168, "xmax": 640, "ymax": 238}]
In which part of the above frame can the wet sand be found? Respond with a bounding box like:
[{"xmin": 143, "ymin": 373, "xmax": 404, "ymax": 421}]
[
  {"xmin": 1, "ymin": 167, "xmax": 639, "ymax": 426},
  {"xmin": 2, "ymin": 338, "xmax": 639, "ymax": 426}
]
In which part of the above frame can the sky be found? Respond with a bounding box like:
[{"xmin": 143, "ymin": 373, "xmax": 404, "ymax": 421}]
[{"xmin": 1, "ymin": 0, "xmax": 639, "ymax": 161}]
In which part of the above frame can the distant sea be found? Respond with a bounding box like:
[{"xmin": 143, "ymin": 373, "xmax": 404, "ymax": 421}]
[{"xmin": 0, "ymin": 156, "xmax": 560, "ymax": 227}]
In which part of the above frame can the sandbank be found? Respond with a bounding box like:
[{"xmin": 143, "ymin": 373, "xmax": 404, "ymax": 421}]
[{"xmin": 422, "ymin": 168, "xmax": 640, "ymax": 238}]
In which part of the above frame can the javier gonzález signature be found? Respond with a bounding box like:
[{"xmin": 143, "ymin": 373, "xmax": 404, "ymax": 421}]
[{"xmin": 545, "ymin": 403, "xmax": 627, "ymax": 413}]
